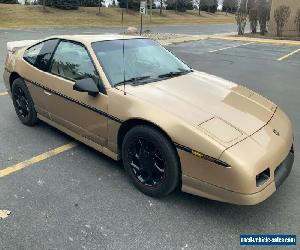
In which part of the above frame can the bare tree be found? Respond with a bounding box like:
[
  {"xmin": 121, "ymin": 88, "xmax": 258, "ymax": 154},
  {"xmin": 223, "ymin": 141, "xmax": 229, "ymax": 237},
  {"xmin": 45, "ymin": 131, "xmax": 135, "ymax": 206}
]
[
  {"xmin": 236, "ymin": 10, "xmax": 247, "ymax": 35},
  {"xmin": 194, "ymin": 0, "xmax": 201, "ymax": 15},
  {"xmin": 257, "ymin": 0, "xmax": 270, "ymax": 35},
  {"xmin": 274, "ymin": 5, "xmax": 291, "ymax": 37},
  {"xmin": 160, "ymin": 0, "xmax": 163, "ymax": 15},
  {"xmin": 150, "ymin": 0, "xmax": 153, "ymax": 21},
  {"xmin": 249, "ymin": 8, "xmax": 258, "ymax": 34},
  {"xmin": 97, "ymin": 0, "xmax": 104, "ymax": 14},
  {"xmin": 294, "ymin": 9, "xmax": 300, "ymax": 36},
  {"xmin": 240, "ymin": 0, "xmax": 257, "ymax": 13}
]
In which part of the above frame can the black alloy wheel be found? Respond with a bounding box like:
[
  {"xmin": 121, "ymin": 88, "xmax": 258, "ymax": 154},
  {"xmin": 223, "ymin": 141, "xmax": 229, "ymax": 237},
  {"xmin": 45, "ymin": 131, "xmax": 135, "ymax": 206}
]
[
  {"xmin": 12, "ymin": 78, "xmax": 38, "ymax": 126},
  {"xmin": 128, "ymin": 137, "xmax": 166, "ymax": 188},
  {"xmin": 13, "ymin": 86, "xmax": 30, "ymax": 118},
  {"xmin": 122, "ymin": 125, "xmax": 180, "ymax": 197}
]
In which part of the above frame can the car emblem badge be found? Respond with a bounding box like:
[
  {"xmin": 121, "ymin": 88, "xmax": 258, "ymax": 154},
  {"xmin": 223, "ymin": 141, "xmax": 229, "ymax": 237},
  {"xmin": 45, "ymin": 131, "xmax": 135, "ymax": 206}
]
[{"xmin": 273, "ymin": 129, "xmax": 280, "ymax": 136}]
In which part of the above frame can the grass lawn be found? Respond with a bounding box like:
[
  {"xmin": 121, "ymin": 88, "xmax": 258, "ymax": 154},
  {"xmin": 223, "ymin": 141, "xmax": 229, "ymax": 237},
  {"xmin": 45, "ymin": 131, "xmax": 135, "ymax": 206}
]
[{"xmin": 0, "ymin": 4, "xmax": 235, "ymax": 29}]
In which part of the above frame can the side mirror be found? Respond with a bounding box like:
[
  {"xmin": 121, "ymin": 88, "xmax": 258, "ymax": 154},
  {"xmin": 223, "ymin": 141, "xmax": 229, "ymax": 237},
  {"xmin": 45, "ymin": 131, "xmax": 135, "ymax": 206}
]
[{"xmin": 73, "ymin": 78, "xmax": 99, "ymax": 97}]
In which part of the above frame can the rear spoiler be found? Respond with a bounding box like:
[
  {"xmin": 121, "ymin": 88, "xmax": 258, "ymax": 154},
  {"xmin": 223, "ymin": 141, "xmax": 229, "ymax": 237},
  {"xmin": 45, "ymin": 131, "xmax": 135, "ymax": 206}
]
[{"xmin": 7, "ymin": 40, "xmax": 40, "ymax": 54}]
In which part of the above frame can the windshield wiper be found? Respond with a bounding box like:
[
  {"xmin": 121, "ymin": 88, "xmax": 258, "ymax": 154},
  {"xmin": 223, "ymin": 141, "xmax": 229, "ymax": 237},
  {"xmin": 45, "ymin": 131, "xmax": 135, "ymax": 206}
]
[
  {"xmin": 158, "ymin": 69, "xmax": 193, "ymax": 79},
  {"xmin": 114, "ymin": 76, "xmax": 151, "ymax": 87}
]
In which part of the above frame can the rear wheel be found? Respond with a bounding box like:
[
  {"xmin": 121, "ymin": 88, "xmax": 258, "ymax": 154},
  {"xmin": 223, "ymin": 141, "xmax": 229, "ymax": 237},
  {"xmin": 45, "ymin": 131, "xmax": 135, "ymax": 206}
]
[
  {"xmin": 12, "ymin": 78, "xmax": 38, "ymax": 126},
  {"xmin": 122, "ymin": 125, "xmax": 180, "ymax": 197}
]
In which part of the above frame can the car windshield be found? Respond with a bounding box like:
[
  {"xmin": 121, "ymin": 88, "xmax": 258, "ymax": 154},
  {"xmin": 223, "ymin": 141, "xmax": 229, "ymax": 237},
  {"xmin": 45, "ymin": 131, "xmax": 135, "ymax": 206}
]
[{"xmin": 92, "ymin": 38, "xmax": 191, "ymax": 87}]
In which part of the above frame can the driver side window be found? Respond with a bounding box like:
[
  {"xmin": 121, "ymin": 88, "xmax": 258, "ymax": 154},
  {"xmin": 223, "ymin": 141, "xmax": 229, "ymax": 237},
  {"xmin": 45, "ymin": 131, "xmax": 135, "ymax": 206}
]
[{"xmin": 51, "ymin": 41, "xmax": 99, "ymax": 83}]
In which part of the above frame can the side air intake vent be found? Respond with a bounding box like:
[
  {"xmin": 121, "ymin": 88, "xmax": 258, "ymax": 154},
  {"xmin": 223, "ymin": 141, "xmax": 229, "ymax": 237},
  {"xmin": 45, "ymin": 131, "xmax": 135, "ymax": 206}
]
[{"xmin": 256, "ymin": 168, "xmax": 270, "ymax": 187}]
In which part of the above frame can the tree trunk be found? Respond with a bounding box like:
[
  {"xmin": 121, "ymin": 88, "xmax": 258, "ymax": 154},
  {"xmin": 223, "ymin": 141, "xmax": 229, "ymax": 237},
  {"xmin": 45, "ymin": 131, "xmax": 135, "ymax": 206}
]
[
  {"xmin": 261, "ymin": 26, "xmax": 266, "ymax": 36},
  {"xmin": 198, "ymin": 3, "xmax": 200, "ymax": 16},
  {"xmin": 43, "ymin": 0, "xmax": 46, "ymax": 11},
  {"xmin": 250, "ymin": 21, "xmax": 257, "ymax": 34},
  {"xmin": 277, "ymin": 25, "xmax": 281, "ymax": 37},
  {"xmin": 160, "ymin": 0, "xmax": 162, "ymax": 15},
  {"xmin": 150, "ymin": 0, "xmax": 152, "ymax": 22},
  {"xmin": 98, "ymin": 0, "xmax": 101, "ymax": 14}
]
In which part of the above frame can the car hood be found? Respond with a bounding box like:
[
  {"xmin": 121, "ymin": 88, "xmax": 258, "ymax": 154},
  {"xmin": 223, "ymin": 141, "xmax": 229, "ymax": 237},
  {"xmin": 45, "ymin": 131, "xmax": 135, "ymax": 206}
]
[{"xmin": 124, "ymin": 71, "xmax": 277, "ymax": 144}]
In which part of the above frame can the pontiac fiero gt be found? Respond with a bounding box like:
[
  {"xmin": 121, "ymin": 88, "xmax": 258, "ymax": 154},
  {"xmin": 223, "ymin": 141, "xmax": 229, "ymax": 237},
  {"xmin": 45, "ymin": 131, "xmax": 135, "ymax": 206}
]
[{"xmin": 3, "ymin": 35, "xmax": 294, "ymax": 205}]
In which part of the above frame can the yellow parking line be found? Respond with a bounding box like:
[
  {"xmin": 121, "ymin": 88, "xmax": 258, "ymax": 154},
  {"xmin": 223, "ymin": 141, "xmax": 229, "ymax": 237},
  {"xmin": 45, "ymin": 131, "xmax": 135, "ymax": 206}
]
[
  {"xmin": 0, "ymin": 92, "xmax": 8, "ymax": 96},
  {"xmin": 0, "ymin": 210, "xmax": 11, "ymax": 219},
  {"xmin": 0, "ymin": 142, "xmax": 78, "ymax": 178},
  {"xmin": 277, "ymin": 48, "xmax": 300, "ymax": 61}
]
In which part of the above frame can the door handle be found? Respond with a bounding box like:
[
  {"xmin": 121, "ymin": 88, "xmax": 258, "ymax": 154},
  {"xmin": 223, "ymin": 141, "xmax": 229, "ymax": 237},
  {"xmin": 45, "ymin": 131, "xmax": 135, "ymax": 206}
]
[{"xmin": 44, "ymin": 90, "xmax": 52, "ymax": 96}]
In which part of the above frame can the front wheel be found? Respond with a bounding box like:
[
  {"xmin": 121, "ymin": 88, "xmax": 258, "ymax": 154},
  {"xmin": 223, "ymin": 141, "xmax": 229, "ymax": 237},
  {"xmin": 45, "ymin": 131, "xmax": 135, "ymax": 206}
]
[{"xmin": 122, "ymin": 125, "xmax": 180, "ymax": 197}]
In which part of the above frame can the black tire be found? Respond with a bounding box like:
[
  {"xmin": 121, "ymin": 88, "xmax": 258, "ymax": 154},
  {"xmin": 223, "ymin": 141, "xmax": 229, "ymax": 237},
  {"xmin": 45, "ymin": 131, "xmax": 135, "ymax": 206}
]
[
  {"xmin": 122, "ymin": 125, "xmax": 180, "ymax": 197},
  {"xmin": 11, "ymin": 78, "xmax": 38, "ymax": 126}
]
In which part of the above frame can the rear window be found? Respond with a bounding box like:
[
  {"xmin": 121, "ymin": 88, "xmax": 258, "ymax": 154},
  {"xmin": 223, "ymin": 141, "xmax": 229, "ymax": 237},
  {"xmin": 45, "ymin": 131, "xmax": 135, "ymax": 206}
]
[{"xmin": 24, "ymin": 39, "xmax": 59, "ymax": 72}]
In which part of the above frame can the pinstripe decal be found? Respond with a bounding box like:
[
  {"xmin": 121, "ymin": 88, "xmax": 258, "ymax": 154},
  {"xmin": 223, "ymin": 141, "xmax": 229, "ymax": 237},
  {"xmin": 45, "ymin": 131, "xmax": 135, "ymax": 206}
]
[
  {"xmin": 174, "ymin": 142, "xmax": 231, "ymax": 168},
  {"xmin": 24, "ymin": 78, "xmax": 123, "ymax": 123}
]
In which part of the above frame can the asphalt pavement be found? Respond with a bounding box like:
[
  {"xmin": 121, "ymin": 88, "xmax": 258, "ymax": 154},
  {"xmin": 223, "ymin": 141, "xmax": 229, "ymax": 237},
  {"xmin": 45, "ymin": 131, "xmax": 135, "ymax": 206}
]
[{"xmin": 0, "ymin": 28, "xmax": 299, "ymax": 250}]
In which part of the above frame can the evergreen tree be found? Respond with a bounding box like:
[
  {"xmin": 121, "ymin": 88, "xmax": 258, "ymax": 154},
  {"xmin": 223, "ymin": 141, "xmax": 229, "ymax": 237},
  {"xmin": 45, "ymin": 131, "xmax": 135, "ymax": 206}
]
[
  {"xmin": 166, "ymin": 0, "xmax": 193, "ymax": 12},
  {"xmin": 222, "ymin": 0, "xmax": 238, "ymax": 13},
  {"xmin": 200, "ymin": 0, "xmax": 218, "ymax": 13},
  {"xmin": 53, "ymin": 0, "xmax": 79, "ymax": 10},
  {"xmin": 0, "ymin": 0, "xmax": 18, "ymax": 3},
  {"xmin": 79, "ymin": 0, "xmax": 98, "ymax": 6},
  {"xmin": 118, "ymin": 0, "xmax": 140, "ymax": 11},
  {"xmin": 38, "ymin": 0, "xmax": 53, "ymax": 6}
]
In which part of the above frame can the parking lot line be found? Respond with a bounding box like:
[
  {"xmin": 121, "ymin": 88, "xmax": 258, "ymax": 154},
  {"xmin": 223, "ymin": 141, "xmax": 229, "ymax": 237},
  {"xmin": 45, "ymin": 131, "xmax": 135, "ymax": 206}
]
[
  {"xmin": 209, "ymin": 42, "xmax": 255, "ymax": 53},
  {"xmin": 0, "ymin": 142, "xmax": 78, "ymax": 178},
  {"xmin": 0, "ymin": 92, "xmax": 8, "ymax": 96},
  {"xmin": 277, "ymin": 48, "xmax": 300, "ymax": 61}
]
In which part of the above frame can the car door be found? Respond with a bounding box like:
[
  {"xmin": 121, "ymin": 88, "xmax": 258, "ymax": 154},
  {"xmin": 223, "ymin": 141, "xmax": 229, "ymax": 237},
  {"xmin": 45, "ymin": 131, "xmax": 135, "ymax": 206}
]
[
  {"xmin": 41, "ymin": 40, "xmax": 108, "ymax": 146},
  {"xmin": 22, "ymin": 39, "xmax": 60, "ymax": 119}
]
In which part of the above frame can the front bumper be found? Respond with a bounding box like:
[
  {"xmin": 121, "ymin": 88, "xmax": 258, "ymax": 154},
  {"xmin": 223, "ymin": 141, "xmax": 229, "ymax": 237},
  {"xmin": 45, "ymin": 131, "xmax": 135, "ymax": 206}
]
[
  {"xmin": 274, "ymin": 149, "xmax": 294, "ymax": 188},
  {"xmin": 182, "ymin": 149, "xmax": 294, "ymax": 205}
]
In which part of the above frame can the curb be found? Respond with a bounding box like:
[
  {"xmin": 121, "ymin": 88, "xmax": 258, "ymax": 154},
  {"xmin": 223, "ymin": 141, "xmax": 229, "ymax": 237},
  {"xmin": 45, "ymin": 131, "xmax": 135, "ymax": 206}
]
[
  {"xmin": 158, "ymin": 33, "xmax": 236, "ymax": 46},
  {"xmin": 159, "ymin": 35, "xmax": 209, "ymax": 45}
]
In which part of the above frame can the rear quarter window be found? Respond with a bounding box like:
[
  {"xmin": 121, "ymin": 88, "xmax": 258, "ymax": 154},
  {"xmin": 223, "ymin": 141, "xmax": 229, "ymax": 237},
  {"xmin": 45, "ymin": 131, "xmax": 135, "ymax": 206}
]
[
  {"xmin": 23, "ymin": 39, "xmax": 59, "ymax": 72},
  {"xmin": 23, "ymin": 42, "xmax": 44, "ymax": 65}
]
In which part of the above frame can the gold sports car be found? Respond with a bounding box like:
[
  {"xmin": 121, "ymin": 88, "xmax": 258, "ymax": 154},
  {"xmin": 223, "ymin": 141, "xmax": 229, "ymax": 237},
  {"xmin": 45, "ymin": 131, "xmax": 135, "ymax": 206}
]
[{"xmin": 3, "ymin": 35, "xmax": 294, "ymax": 205}]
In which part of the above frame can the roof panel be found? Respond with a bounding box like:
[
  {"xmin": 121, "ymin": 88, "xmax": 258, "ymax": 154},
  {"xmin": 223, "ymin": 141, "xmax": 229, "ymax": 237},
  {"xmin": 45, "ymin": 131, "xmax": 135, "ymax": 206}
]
[{"xmin": 49, "ymin": 34, "xmax": 146, "ymax": 44}]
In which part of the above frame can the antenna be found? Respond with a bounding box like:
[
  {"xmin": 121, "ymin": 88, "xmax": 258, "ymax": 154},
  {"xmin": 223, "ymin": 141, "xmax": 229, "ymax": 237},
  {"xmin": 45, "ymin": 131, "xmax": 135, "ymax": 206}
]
[{"xmin": 122, "ymin": 8, "xmax": 126, "ymax": 95}]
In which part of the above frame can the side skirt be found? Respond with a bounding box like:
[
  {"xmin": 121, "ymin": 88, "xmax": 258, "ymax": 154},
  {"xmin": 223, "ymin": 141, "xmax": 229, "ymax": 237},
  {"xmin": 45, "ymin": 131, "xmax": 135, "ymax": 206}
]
[{"xmin": 38, "ymin": 114, "xmax": 120, "ymax": 161}]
